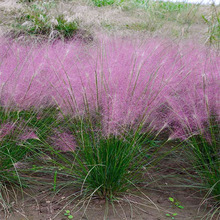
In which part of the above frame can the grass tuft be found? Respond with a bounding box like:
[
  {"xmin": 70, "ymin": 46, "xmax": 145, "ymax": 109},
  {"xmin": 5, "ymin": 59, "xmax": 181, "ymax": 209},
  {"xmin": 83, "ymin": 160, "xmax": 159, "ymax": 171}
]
[{"xmin": 12, "ymin": 1, "xmax": 78, "ymax": 40}]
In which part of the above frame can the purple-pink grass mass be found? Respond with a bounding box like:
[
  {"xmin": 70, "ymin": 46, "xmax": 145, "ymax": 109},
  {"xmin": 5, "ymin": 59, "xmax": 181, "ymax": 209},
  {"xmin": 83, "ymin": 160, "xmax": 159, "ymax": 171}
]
[{"xmin": 0, "ymin": 37, "xmax": 219, "ymax": 141}]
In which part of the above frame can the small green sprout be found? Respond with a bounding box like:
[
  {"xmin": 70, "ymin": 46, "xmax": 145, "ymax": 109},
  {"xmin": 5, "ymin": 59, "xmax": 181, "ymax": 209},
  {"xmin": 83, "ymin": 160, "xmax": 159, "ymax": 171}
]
[
  {"xmin": 64, "ymin": 210, "xmax": 70, "ymax": 215},
  {"xmin": 64, "ymin": 210, "xmax": 73, "ymax": 219},
  {"xmin": 166, "ymin": 213, "xmax": 178, "ymax": 219},
  {"xmin": 169, "ymin": 197, "xmax": 174, "ymax": 202},
  {"xmin": 168, "ymin": 197, "xmax": 184, "ymax": 209}
]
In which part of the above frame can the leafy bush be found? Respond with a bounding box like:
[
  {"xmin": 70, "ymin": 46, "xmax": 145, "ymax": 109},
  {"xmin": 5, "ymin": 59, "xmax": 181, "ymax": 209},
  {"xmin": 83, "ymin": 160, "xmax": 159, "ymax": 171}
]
[
  {"xmin": 55, "ymin": 15, "xmax": 78, "ymax": 39},
  {"xmin": 14, "ymin": 2, "xmax": 78, "ymax": 39}
]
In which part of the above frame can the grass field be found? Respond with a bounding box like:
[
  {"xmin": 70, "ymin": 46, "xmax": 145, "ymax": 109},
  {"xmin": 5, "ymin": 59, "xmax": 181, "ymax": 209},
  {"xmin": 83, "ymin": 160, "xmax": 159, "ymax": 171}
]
[{"xmin": 0, "ymin": 0, "xmax": 219, "ymax": 219}]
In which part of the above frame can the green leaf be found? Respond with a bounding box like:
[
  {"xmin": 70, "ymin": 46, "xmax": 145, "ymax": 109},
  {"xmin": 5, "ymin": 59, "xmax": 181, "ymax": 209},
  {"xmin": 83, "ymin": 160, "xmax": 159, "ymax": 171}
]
[
  {"xmin": 65, "ymin": 210, "xmax": 70, "ymax": 214},
  {"xmin": 173, "ymin": 213, "xmax": 178, "ymax": 216},
  {"xmin": 202, "ymin": 15, "xmax": 209, "ymax": 23},
  {"xmin": 178, "ymin": 205, "xmax": 184, "ymax": 209},
  {"xmin": 166, "ymin": 214, "xmax": 171, "ymax": 217},
  {"xmin": 68, "ymin": 215, "xmax": 73, "ymax": 219},
  {"xmin": 169, "ymin": 197, "xmax": 174, "ymax": 202}
]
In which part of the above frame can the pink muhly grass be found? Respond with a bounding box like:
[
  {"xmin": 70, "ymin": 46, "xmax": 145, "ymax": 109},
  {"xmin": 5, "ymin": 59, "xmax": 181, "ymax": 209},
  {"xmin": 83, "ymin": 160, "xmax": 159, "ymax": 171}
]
[
  {"xmin": 19, "ymin": 130, "xmax": 39, "ymax": 141},
  {"xmin": 165, "ymin": 47, "xmax": 220, "ymax": 139},
  {"xmin": 0, "ymin": 123, "xmax": 15, "ymax": 140},
  {"xmin": 0, "ymin": 121, "xmax": 39, "ymax": 142},
  {"xmin": 0, "ymin": 37, "xmax": 219, "ymax": 139},
  {"xmin": 50, "ymin": 130, "xmax": 76, "ymax": 152}
]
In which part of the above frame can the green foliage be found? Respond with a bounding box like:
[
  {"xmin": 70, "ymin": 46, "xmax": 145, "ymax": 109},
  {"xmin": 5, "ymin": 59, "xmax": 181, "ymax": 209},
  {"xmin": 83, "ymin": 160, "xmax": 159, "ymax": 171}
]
[
  {"xmin": 92, "ymin": 0, "xmax": 190, "ymax": 10},
  {"xmin": 169, "ymin": 197, "xmax": 184, "ymax": 209},
  {"xmin": 202, "ymin": 5, "xmax": 220, "ymax": 47},
  {"xmin": 92, "ymin": 0, "xmax": 123, "ymax": 7},
  {"xmin": 166, "ymin": 213, "xmax": 178, "ymax": 219},
  {"xmin": 154, "ymin": 1, "xmax": 190, "ymax": 13},
  {"xmin": 64, "ymin": 210, "xmax": 73, "ymax": 219},
  {"xmin": 14, "ymin": 2, "xmax": 78, "ymax": 39},
  {"xmin": 0, "ymin": 105, "xmax": 66, "ymax": 215},
  {"xmin": 169, "ymin": 197, "xmax": 174, "ymax": 202},
  {"xmin": 125, "ymin": 22, "xmax": 157, "ymax": 32},
  {"xmin": 165, "ymin": 197, "xmax": 183, "ymax": 219},
  {"xmin": 79, "ymin": 136, "xmax": 138, "ymax": 198},
  {"xmin": 55, "ymin": 15, "xmax": 78, "ymax": 39},
  {"xmin": 119, "ymin": 0, "xmax": 148, "ymax": 11},
  {"xmin": 0, "ymin": 106, "xmax": 60, "ymax": 183},
  {"xmin": 53, "ymin": 170, "xmax": 58, "ymax": 192},
  {"xmin": 55, "ymin": 116, "xmax": 159, "ymax": 201},
  {"xmin": 18, "ymin": 106, "xmax": 60, "ymax": 139},
  {"xmin": 122, "ymin": 0, "xmax": 195, "ymax": 34},
  {"xmin": 148, "ymin": 1, "xmax": 193, "ymax": 23},
  {"xmin": 186, "ymin": 116, "xmax": 220, "ymax": 202},
  {"xmin": 0, "ymin": 108, "xmax": 27, "ymax": 172},
  {"xmin": 0, "ymin": 107, "xmax": 34, "ymax": 204}
]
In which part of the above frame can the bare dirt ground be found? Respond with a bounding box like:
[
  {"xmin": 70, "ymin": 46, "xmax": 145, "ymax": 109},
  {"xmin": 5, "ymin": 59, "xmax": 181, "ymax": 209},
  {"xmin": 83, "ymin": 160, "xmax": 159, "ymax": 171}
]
[
  {"xmin": 0, "ymin": 177, "xmax": 213, "ymax": 220},
  {"xmin": 0, "ymin": 154, "xmax": 217, "ymax": 220}
]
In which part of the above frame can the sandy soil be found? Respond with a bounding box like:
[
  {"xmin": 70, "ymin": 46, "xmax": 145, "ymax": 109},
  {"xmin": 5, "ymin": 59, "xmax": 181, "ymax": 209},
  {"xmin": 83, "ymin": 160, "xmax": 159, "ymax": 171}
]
[
  {"xmin": 0, "ymin": 154, "xmax": 217, "ymax": 220},
  {"xmin": 0, "ymin": 179, "xmax": 213, "ymax": 220}
]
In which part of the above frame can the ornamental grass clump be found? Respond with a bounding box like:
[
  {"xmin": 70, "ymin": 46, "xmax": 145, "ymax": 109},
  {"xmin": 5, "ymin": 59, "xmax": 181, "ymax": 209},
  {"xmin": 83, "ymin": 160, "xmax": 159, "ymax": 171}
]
[
  {"xmin": 0, "ymin": 37, "xmax": 219, "ymax": 205},
  {"xmin": 0, "ymin": 104, "xmax": 66, "ymax": 214},
  {"xmin": 57, "ymin": 116, "xmax": 157, "ymax": 201},
  {"xmin": 0, "ymin": 37, "xmax": 180, "ymax": 131},
  {"xmin": 0, "ymin": 37, "xmax": 176, "ymax": 202},
  {"xmin": 0, "ymin": 106, "xmax": 56, "ymax": 178},
  {"xmin": 164, "ymin": 47, "xmax": 220, "ymax": 208},
  {"xmin": 187, "ymin": 117, "xmax": 219, "ymax": 199},
  {"xmin": 0, "ymin": 107, "xmax": 33, "ymax": 178},
  {"xmin": 177, "ymin": 116, "xmax": 220, "ymax": 218},
  {"xmin": 0, "ymin": 106, "xmax": 37, "ymax": 213}
]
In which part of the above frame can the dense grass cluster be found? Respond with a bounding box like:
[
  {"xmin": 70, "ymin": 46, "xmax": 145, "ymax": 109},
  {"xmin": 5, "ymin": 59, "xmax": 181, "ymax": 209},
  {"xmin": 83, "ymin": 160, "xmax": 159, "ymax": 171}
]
[
  {"xmin": 1, "ymin": 38, "xmax": 219, "ymax": 131},
  {"xmin": 0, "ymin": 35, "xmax": 219, "ymax": 217},
  {"xmin": 13, "ymin": 1, "xmax": 78, "ymax": 39}
]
